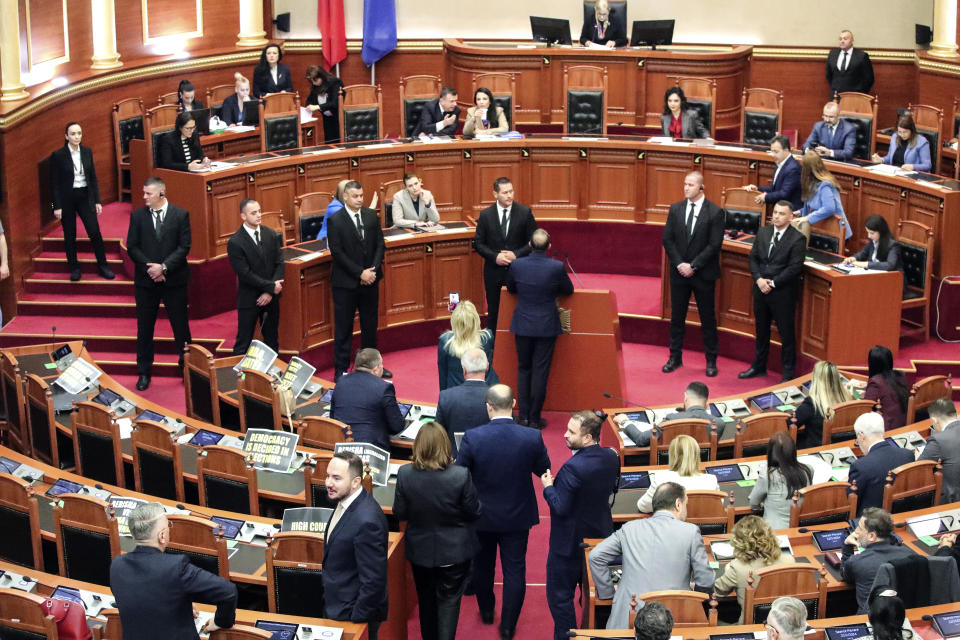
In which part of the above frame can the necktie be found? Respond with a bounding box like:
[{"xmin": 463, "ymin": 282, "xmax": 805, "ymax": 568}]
[
  {"xmin": 327, "ymin": 501, "xmax": 344, "ymax": 536},
  {"xmin": 500, "ymin": 208, "xmax": 509, "ymax": 236},
  {"xmin": 769, "ymin": 231, "xmax": 780, "ymax": 258},
  {"xmin": 686, "ymin": 203, "xmax": 696, "ymax": 236},
  {"xmin": 153, "ymin": 209, "xmax": 163, "ymax": 234},
  {"xmin": 254, "ymin": 228, "xmax": 261, "ymax": 251},
  {"xmin": 355, "ymin": 213, "xmax": 364, "ymax": 241},
  {"xmin": 841, "ymin": 50, "xmax": 849, "ymax": 71}
]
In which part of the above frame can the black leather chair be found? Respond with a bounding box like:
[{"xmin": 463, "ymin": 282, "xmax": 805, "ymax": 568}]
[
  {"xmin": 563, "ymin": 65, "xmax": 607, "ymax": 135},
  {"xmin": 740, "ymin": 88, "xmax": 783, "ymax": 146},
  {"xmin": 898, "ymin": 219, "xmax": 934, "ymax": 341},
  {"xmin": 267, "ymin": 532, "xmax": 326, "ymax": 616},
  {"xmin": 0, "ymin": 474, "xmax": 43, "ymax": 570},
  {"xmin": 112, "ymin": 97, "xmax": 145, "ymax": 200},
  {"xmin": 340, "ymin": 84, "xmax": 383, "ymax": 143},
  {"xmin": 672, "ymin": 76, "xmax": 717, "ymax": 137},
  {"xmin": 837, "ymin": 92, "xmax": 877, "ymax": 160},
  {"xmin": 197, "ymin": 445, "xmax": 260, "ymax": 516},
  {"xmin": 260, "ymin": 92, "xmax": 302, "ymax": 152},
  {"xmin": 721, "ymin": 187, "xmax": 763, "ymax": 235},
  {"xmin": 143, "ymin": 103, "xmax": 179, "ymax": 171},
  {"xmin": 53, "ymin": 494, "xmax": 121, "ymax": 585},
  {"xmin": 582, "ymin": 1, "xmax": 628, "ymax": 41},
  {"xmin": 473, "ymin": 73, "xmax": 517, "ymax": 132},
  {"xmin": 906, "ymin": 103, "xmax": 943, "ymax": 174},
  {"xmin": 399, "ymin": 75, "xmax": 442, "ymax": 138},
  {"xmin": 72, "ymin": 402, "xmax": 125, "ymax": 488}
]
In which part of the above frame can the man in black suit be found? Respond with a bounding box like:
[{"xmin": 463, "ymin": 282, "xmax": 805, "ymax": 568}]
[
  {"xmin": 848, "ymin": 412, "xmax": 914, "ymax": 515},
  {"xmin": 436, "ymin": 347, "xmax": 492, "ymax": 456},
  {"xmin": 110, "ymin": 502, "xmax": 237, "ymax": 640},
  {"xmin": 457, "ymin": 384, "xmax": 551, "ymax": 640},
  {"xmin": 661, "ymin": 171, "xmax": 725, "ymax": 377},
  {"xmin": 414, "ymin": 86, "xmax": 461, "ymax": 138},
  {"xmin": 507, "ymin": 229, "xmax": 574, "ymax": 429},
  {"xmin": 50, "ymin": 122, "xmax": 114, "ymax": 281},
  {"xmin": 327, "ymin": 180, "xmax": 387, "ymax": 381},
  {"xmin": 841, "ymin": 508, "xmax": 916, "ymax": 613},
  {"xmin": 739, "ymin": 201, "xmax": 807, "ymax": 382},
  {"xmin": 226, "ymin": 199, "xmax": 284, "ymax": 354},
  {"xmin": 474, "ymin": 177, "xmax": 538, "ymax": 335},
  {"xmin": 743, "ymin": 136, "xmax": 803, "ymax": 210},
  {"xmin": 322, "ymin": 451, "xmax": 389, "ymax": 639},
  {"xmin": 330, "ymin": 348, "xmax": 405, "ymax": 452},
  {"xmin": 127, "ymin": 177, "xmax": 192, "ymax": 390},
  {"xmin": 541, "ymin": 411, "xmax": 619, "ymax": 640},
  {"xmin": 826, "ymin": 30, "xmax": 874, "ymax": 98}
]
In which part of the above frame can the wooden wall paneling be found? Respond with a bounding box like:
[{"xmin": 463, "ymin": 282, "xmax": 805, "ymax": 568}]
[
  {"xmin": 303, "ymin": 159, "xmax": 351, "ymax": 196},
  {"xmin": 302, "ymin": 264, "xmax": 333, "ymax": 350},
  {"xmin": 142, "ymin": 0, "xmax": 202, "ymax": 43},
  {"xmin": 445, "ymin": 52, "xmax": 546, "ymax": 125},
  {"xmin": 354, "ymin": 154, "xmax": 405, "ymax": 217},
  {"xmin": 859, "ymin": 179, "xmax": 901, "ymax": 249},
  {"xmin": 208, "ymin": 176, "xmax": 248, "ymax": 258},
  {"xmin": 382, "ymin": 244, "xmax": 427, "ymax": 324},
  {"xmin": 586, "ymin": 149, "xmax": 636, "ymax": 221},
  {"xmin": 21, "ymin": 0, "xmax": 69, "ymax": 70},
  {"xmin": 700, "ymin": 155, "xmax": 750, "ymax": 204},
  {"xmin": 800, "ymin": 274, "xmax": 831, "ymax": 361},
  {"xmin": 432, "ymin": 240, "xmax": 480, "ymax": 313},
  {"xmin": 905, "ymin": 190, "xmax": 944, "ymax": 274},
  {"xmin": 410, "ymin": 150, "xmax": 463, "ymax": 220},
  {"xmin": 469, "ymin": 149, "xmax": 524, "ymax": 216},
  {"xmin": 916, "ymin": 66, "xmax": 960, "ymax": 143},
  {"xmin": 253, "ymin": 166, "xmax": 298, "ymax": 243},
  {"xmin": 714, "ymin": 70, "xmax": 748, "ymax": 133},
  {"xmin": 634, "ymin": 149, "xmax": 648, "ymax": 222},
  {"xmin": 114, "ymin": 1, "xmax": 239, "ymax": 65},
  {"xmin": 717, "ymin": 250, "xmax": 757, "ymax": 334},
  {"xmin": 644, "ymin": 151, "xmax": 693, "ymax": 222},
  {"xmin": 528, "ymin": 148, "xmax": 579, "ymax": 219}
]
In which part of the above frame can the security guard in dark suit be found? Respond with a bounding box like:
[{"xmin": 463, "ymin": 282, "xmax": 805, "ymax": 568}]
[
  {"xmin": 226, "ymin": 199, "xmax": 284, "ymax": 354},
  {"xmin": 541, "ymin": 411, "xmax": 619, "ymax": 640},
  {"xmin": 505, "ymin": 229, "xmax": 574, "ymax": 428}
]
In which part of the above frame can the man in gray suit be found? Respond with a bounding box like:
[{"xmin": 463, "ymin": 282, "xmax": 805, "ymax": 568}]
[
  {"xmin": 920, "ymin": 397, "xmax": 960, "ymax": 502},
  {"xmin": 436, "ymin": 348, "xmax": 491, "ymax": 456},
  {"xmin": 391, "ymin": 172, "xmax": 440, "ymax": 229},
  {"xmin": 588, "ymin": 482, "xmax": 714, "ymax": 629},
  {"xmin": 616, "ymin": 381, "xmax": 718, "ymax": 447}
]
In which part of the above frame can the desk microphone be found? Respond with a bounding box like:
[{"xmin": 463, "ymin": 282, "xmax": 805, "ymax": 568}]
[
  {"xmin": 602, "ymin": 391, "xmax": 654, "ymax": 414},
  {"xmin": 563, "ymin": 251, "xmax": 585, "ymax": 288},
  {"xmin": 51, "ymin": 325, "xmax": 57, "ymax": 346}
]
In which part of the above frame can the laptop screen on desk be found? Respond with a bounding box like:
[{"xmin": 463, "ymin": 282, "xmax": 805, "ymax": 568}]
[
  {"xmin": 706, "ymin": 464, "xmax": 744, "ymax": 483},
  {"xmin": 813, "ymin": 528, "xmax": 849, "ymax": 552},
  {"xmin": 210, "ymin": 516, "xmax": 245, "ymax": 539},
  {"xmin": 619, "ymin": 471, "xmax": 650, "ymax": 490},
  {"xmin": 748, "ymin": 391, "xmax": 782, "ymax": 411},
  {"xmin": 46, "ymin": 478, "xmax": 84, "ymax": 497}
]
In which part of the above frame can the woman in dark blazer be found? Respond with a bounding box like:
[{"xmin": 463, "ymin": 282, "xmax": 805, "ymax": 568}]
[
  {"xmin": 305, "ymin": 64, "xmax": 344, "ymax": 143},
  {"xmin": 175, "ymin": 79, "xmax": 203, "ymax": 111},
  {"xmin": 579, "ymin": 0, "xmax": 627, "ymax": 48},
  {"xmin": 844, "ymin": 214, "xmax": 905, "ymax": 294},
  {"xmin": 865, "ymin": 345, "xmax": 909, "ymax": 430},
  {"xmin": 219, "ymin": 73, "xmax": 251, "ymax": 126},
  {"xmin": 157, "ymin": 111, "xmax": 210, "ymax": 172},
  {"xmin": 660, "ymin": 86, "xmax": 709, "ymax": 139},
  {"xmin": 394, "ymin": 422, "xmax": 481, "ymax": 640},
  {"xmin": 252, "ymin": 43, "xmax": 293, "ymax": 98}
]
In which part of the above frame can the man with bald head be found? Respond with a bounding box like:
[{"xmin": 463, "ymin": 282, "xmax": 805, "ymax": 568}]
[
  {"xmin": 506, "ymin": 228, "xmax": 574, "ymax": 429},
  {"xmin": 803, "ymin": 101, "xmax": 857, "ymax": 161},
  {"xmin": 457, "ymin": 384, "xmax": 551, "ymax": 640},
  {"xmin": 826, "ymin": 30, "xmax": 874, "ymax": 97}
]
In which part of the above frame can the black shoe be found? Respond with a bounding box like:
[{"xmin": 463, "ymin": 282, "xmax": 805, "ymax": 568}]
[
  {"xmin": 98, "ymin": 264, "xmax": 115, "ymax": 279},
  {"xmin": 499, "ymin": 627, "xmax": 515, "ymax": 640},
  {"xmin": 480, "ymin": 611, "xmax": 494, "ymax": 625},
  {"xmin": 705, "ymin": 362, "xmax": 718, "ymax": 377},
  {"xmin": 532, "ymin": 417, "xmax": 547, "ymax": 429},
  {"xmin": 136, "ymin": 375, "xmax": 150, "ymax": 391},
  {"xmin": 69, "ymin": 269, "xmax": 81, "ymax": 282},
  {"xmin": 516, "ymin": 416, "xmax": 529, "ymax": 427},
  {"xmin": 662, "ymin": 358, "xmax": 682, "ymax": 373},
  {"xmin": 381, "ymin": 367, "xmax": 393, "ymax": 379},
  {"xmin": 738, "ymin": 366, "xmax": 767, "ymax": 379}
]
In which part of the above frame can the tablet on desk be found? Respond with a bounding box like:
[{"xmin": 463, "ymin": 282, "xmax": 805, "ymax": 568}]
[
  {"xmin": 825, "ymin": 623, "xmax": 871, "ymax": 640},
  {"xmin": 135, "ymin": 409, "xmax": 166, "ymax": 423},
  {"xmin": 210, "ymin": 516, "xmax": 245, "ymax": 539},
  {"xmin": 92, "ymin": 387, "xmax": 123, "ymax": 407},
  {"xmin": 397, "ymin": 403, "xmax": 413, "ymax": 418},
  {"xmin": 255, "ymin": 620, "xmax": 299, "ymax": 640},
  {"xmin": 812, "ymin": 528, "xmax": 850, "ymax": 552},
  {"xmin": 619, "ymin": 471, "xmax": 650, "ymax": 490},
  {"xmin": 706, "ymin": 463, "xmax": 745, "ymax": 483},
  {"xmin": 0, "ymin": 456, "xmax": 19, "ymax": 473},
  {"xmin": 748, "ymin": 391, "xmax": 782, "ymax": 411},
  {"xmin": 189, "ymin": 429, "xmax": 224, "ymax": 447},
  {"xmin": 319, "ymin": 388, "xmax": 334, "ymax": 404},
  {"xmin": 50, "ymin": 585, "xmax": 85, "ymax": 606},
  {"xmin": 46, "ymin": 478, "xmax": 84, "ymax": 498},
  {"xmin": 932, "ymin": 611, "xmax": 960, "ymax": 639}
]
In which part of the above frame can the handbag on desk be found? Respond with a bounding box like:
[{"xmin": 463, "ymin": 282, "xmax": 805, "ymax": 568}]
[
  {"xmin": 41, "ymin": 598, "xmax": 92, "ymax": 640},
  {"xmin": 556, "ymin": 300, "xmax": 571, "ymax": 334}
]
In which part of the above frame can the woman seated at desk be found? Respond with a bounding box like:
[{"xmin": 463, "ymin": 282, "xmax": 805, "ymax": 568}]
[
  {"xmin": 844, "ymin": 214, "xmax": 902, "ymax": 272},
  {"xmin": 175, "ymin": 80, "xmax": 203, "ymax": 111},
  {"xmin": 636, "ymin": 435, "xmax": 718, "ymax": 513},
  {"xmin": 462, "ymin": 87, "xmax": 509, "ymax": 137},
  {"xmin": 219, "ymin": 73, "xmax": 251, "ymax": 127},
  {"xmin": 871, "ymin": 115, "xmax": 932, "ymax": 173},
  {"xmin": 749, "ymin": 432, "xmax": 812, "ymax": 530},
  {"xmin": 794, "ymin": 150, "xmax": 853, "ymax": 241},
  {"xmin": 305, "ymin": 65, "xmax": 344, "ymax": 144},
  {"xmin": 392, "ymin": 172, "xmax": 440, "ymax": 229},
  {"xmin": 579, "ymin": 0, "xmax": 626, "ymax": 48},
  {"xmin": 795, "ymin": 360, "xmax": 854, "ymax": 449},
  {"xmin": 157, "ymin": 111, "xmax": 210, "ymax": 172},
  {"xmin": 661, "ymin": 87, "xmax": 709, "ymax": 139},
  {"xmin": 252, "ymin": 43, "xmax": 293, "ymax": 98}
]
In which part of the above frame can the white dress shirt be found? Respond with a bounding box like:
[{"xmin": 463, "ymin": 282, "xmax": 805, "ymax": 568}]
[
  {"xmin": 69, "ymin": 144, "xmax": 87, "ymax": 189},
  {"xmin": 685, "ymin": 195, "xmax": 705, "ymax": 234}
]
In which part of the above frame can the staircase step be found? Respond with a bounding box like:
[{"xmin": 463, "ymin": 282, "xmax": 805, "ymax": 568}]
[
  {"xmin": 33, "ymin": 253, "xmax": 124, "ymax": 275},
  {"xmin": 16, "ymin": 293, "xmax": 161, "ymax": 319},
  {"xmin": 23, "ymin": 274, "xmax": 134, "ymax": 296},
  {"xmin": 41, "ymin": 236, "xmax": 124, "ymax": 253}
]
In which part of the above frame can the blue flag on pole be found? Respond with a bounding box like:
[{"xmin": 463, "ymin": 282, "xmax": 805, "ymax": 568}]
[{"xmin": 361, "ymin": 0, "xmax": 397, "ymax": 66}]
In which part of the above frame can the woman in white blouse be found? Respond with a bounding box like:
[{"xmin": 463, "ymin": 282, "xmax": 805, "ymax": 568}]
[{"xmin": 637, "ymin": 434, "xmax": 719, "ymax": 512}]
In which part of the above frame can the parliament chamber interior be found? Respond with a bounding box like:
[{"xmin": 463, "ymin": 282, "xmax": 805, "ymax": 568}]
[{"xmin": 2, "ymin": 0, "xmax": 960, "ymax": 639}]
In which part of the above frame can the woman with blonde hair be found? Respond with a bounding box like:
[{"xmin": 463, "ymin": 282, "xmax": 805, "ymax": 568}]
[
  {"xmin": 637, "ymin": 434, "xmax": 719, "ymax": 512},
  {"xmin": 713, "ymin": 515, "xmax": 795, "ymax": 623},
  {"xmin": 395, "ymin": 421, "xmax": 481, "ymax": 640},
  {"xmin": 219, "ymin": 72, "xmax": 251, "ymax": 126},
  {"xmin": 438, "ymin": 300, "xmax": 498, "ymax": 390},
  {"xmin": 796, "ymin": 360, "xmax": 854, "ymax": 448},
  {"xmin": 579, "ymin": 0, "xmax": 627, "ymax": 48},
  {"xmin": 795, "ymin": 150, "xmax": 852, "ymax": 241}
]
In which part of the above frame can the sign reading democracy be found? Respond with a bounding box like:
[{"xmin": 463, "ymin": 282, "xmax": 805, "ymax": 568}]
[{"xmin": 242, "ymin": 429, "xmax": 299, "ymax": 472}]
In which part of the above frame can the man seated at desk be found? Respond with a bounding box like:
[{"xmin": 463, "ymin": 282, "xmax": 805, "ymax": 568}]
[
  {"xmin": 803, "ymin": 101, "xmax": 856, "ymax": 162},
  {"xmin": 414, "ymin": 86, "xmax": 460, "ymax": 138},
  {"xmin": 841, "ymin": 507, "xmax": 916, "ymax": 614},
  {"xmin": 613, "ymin": 381, "xmax": 718, "ymax": 447},
  {"xmin": 330, "ymin": 348, "xmax": 405, "ymax": 451}
]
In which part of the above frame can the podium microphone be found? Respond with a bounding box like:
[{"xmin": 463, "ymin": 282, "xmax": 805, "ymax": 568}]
[{"xmin": 563, "ymin": 251, "xmax": 585, "ymax": 288}]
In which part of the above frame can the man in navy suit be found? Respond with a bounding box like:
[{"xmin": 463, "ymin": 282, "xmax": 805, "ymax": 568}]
[
  {"xmin": 506, "ymin": 229, "xmax": 574, "ymax": 428},
  {"xmin": 322, "ymin": 451, "xmax": 389, "ymax": 638},
  {"xmin": 413, "ymin": 86, "xmax": 461, "ymax": 138},
  {"xmin": 803, "ymin": 101, "xmax": 857, "ymax": 162},
  {"xmin": 436, "ymin": 348, "xmax": 492, "ymax": 456},
  {"xmin": 330, "ymin": 348, "xmax": 405, "ymax": 452},
  {"xmin": 541, "ymin": 410, "xmax": 619, "ymax": 640},
  {"xmin": 457, "ymin": 384, "xmax": 551, "ymax": 640},
  {"xmin": 110, "ymin": 502, "xmax": 237, "ymax": 640},
  {"xmin": 848, "ymin": 412, "xmax": 914, "ymax": 515},
  {"xmin": 744, "ymin": 136, "xmax": 803, "ymax": 210}
]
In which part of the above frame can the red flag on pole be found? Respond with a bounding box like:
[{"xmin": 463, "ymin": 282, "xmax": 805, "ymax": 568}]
[{"xmin": 318, "ymin": 0, "xmax": 347, "ymax": 70}]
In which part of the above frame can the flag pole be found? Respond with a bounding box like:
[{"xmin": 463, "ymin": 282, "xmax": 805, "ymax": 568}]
[
  {"xmin": 335, "ymin": 62, "xmax": 340, "ymax": 77},
  {"xmin": 371, "ymin": 62, "xmax": 376, "ymax": 84}
]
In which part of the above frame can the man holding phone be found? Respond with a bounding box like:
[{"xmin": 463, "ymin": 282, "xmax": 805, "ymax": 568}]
[{"xmin": 414, "ymin": 87, "xmax": 460, "ymax": 138}]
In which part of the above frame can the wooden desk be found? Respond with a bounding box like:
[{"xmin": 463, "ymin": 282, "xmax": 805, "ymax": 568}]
[
  {"xmin": 661, "ymin": 237, "xmax": 904, "ymax": 363},
  {"xmin": 442, "ymin": 39, "xmax": 752, "ymax": 133}
]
